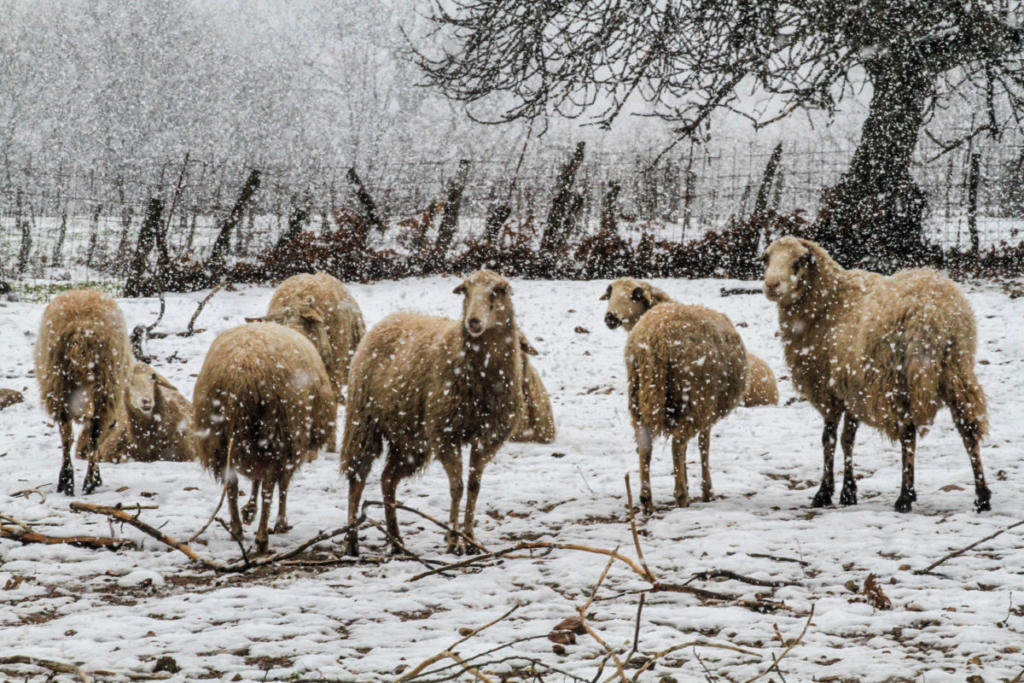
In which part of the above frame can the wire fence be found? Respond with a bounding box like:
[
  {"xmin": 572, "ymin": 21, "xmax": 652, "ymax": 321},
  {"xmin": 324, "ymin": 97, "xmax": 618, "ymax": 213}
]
[{"xmin": 2, "ymin": 136, "xmax": 1023, "ymax": 284}]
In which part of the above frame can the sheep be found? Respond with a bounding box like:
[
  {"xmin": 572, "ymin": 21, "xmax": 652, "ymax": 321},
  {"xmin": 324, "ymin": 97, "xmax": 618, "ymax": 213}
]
[
  {"xmin": 86, "ymin": 361, "xmax": 197, "ymax": 463},
  {"xmin": 762, "ymin": 236, "xmax": 990, "ymax": 512},
  {"xmin": 341, "ymin": 270, "xmax": 524, "ymax": 556},
  {"xmin": 742, "ymin": 351, "xmax": 779, "ymax": 407},
  {"xmin": 510, "ymin": 332, "xmax": 556, "ymax": 444},
  {"xmin": 263, "ymin": 272, "xmax": 365, "ymax": 405},
  {"xmin": 35, "ymin": 289, "xmax": 132, "ymax": 495},
  {"xmin": 193, "ymin": 322, "xmax": 336, "ymax": 553},
  {"xmin": 600, "ymin": 277, "xmax": 776, "ymax": 408}
]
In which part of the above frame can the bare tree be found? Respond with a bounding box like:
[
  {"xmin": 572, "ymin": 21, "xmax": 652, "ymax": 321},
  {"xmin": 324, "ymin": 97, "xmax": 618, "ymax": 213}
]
[{"xmin": 414, "ymin": 1, "xmax": 1024, "ymax": 268}]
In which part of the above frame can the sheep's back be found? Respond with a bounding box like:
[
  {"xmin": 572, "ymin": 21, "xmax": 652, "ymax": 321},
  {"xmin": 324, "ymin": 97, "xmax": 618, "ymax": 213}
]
[
  {"xmin": 35, "ymin": 289, "xmax": 130, "ymax": 422},
  {"xmin": 194, "ymin": 323, "xmax": 334, "ymax": 480},
  {"xmin": 626, "ymin": 304, "xmax": 746, "ymax": 436}
]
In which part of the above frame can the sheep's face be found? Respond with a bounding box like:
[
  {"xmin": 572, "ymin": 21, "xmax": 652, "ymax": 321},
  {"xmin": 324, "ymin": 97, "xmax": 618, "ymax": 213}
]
[
  {"xmin": 600, "ymin": 278, "xmax": 669, "ymax": 331},
  {"xmin": 454, "ymin": 270, "xmax": 514, "ymax": 337},
  {"xmin": 763, "ymin": 237, "xmax": 814, "ymax": 306},
  {"xmin": 270, "ymin": 300, "xmax": 331, "ymax": 365},
  {"xmin": 125, "ymin": 363, "xmax": 157, "ymax": 417}
]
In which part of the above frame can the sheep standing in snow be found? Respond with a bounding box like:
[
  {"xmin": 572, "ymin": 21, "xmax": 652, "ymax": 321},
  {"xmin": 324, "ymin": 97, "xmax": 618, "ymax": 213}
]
[
  {"xmin": 263, "ymin": 272, "xmax": 365, "ymax": 405},
  {"xmin": 341, "ymin": 270, "xmax": 524, "ymax": 555},
  {"xmin": 87, "ymin": 361, "xmax": 197, "ymax": 463},
  {"xmin": 763, "ymin": 236, "xmax": 990, "ymax": 512},
  {"xmin": 600, "ymin": 277, "xmax": 776, "ymax": 408},
  {"xmin": 35, "ymin": 289, "xmax": 132, "ymax": 494},
  {"xmin": 602, "ymin": 279, "xmax": 747, "ymax": 513},
  {"xmin": 193, "ymin": 323, "xmax": 335, "ymax": 553},
  {"xmin": 510, "ymin": 332, "xmax": 556, "ymax": 444}
]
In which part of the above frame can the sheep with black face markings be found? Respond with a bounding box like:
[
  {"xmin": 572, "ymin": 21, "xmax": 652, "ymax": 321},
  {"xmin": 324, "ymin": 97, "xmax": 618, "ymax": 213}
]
[
  {"xmin": 763, "ymin": 236, "xmax": 990, "ymax": 512},
  {"xmin": 601, "ymin": 278, "xmax": 747, "ymax": 513},
  {"xmin": 193, "ymin": 322, "xmax": 336, "ymax": 553},
  {"xmin": 341, "ymin": 270, "xmax": 524, "ymax": 555},
  {"xmin": 35, "ymin": 289, "xmax": 132, "ymax": 495}
]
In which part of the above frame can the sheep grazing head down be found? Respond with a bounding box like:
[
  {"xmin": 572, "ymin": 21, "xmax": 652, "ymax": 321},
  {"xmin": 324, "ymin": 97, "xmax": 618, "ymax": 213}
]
[
  {"xmin": 762, "ymin": 236, "xmax": 816, "ymax": 306},
  {"xmin": 454, "ymin": 270, "xmax": 514, "ymax": 338},
  {"xmin": 265, "ymin": 298, "xmax": 331, "ymax": 366},
  {"xmin": 600, "ymin": 278, "xmax": 670, "ymax": 331}
]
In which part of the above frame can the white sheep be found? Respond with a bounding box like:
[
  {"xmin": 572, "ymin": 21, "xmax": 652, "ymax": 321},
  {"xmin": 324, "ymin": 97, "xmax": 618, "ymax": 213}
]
[
  {"xmin": 35, "ymin": 289, "xmax": 132, "ymax": 494},
  {"xmin": 341, "ymin": 270, "xmax": 525, "ymax": 555},
  {"xmin": 602, "ymin": 279, "xmax": 747, "ymax": 513},
  {"xmin": 763, "ymin": 236, "xmax": 990, "ymax": 512},
  {"xmin": 600, "ymin": 277, "xmax": 776, "ymax": 408},
  {"xmin": 87, "ymin": 361, "xmax": 197, "ymax": 463},
  {"xmin": 193, "ymin": 322, "xmax": 336, "ymax": 553}
]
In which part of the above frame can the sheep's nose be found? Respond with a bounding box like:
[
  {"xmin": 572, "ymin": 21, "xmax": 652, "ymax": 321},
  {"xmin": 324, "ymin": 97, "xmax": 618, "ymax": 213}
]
[
  {"xmin": 604, "ymin": 312, "xmax": 621, "ymax": 329},
  {"xmin": 467, "ymin": 317, "xmax": 483, "ymax": 334},
  {"xmin": 763, "ymin": 280, "xmax": 781, "ymax": 298}
]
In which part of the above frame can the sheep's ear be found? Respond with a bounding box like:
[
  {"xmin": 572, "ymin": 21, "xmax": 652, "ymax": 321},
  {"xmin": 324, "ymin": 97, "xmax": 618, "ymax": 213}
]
[
  {"xmin": 300, "ymin": 309, "xmax": 324, "ymax": 323},
  {"xmin": 453, "ymin": 282, "xmax": 467, "ymax": 295},
  {"xmin": 493, "ymin": 283, "xmax": 510, "ymax": 296},
  {"xmin": 518, "ymin": 333, "xmax": 538, "ymax": 355},
  {"xmin": 796, "ymin": 249, "xmax": 814, "ymax": 270},
  {"xmin": 630, "ymin": 286, "xmax": 650, "ymax": 307},
  {"xmin": 599, "ymin": 285, "xmax": 611, "ymax": 301}
]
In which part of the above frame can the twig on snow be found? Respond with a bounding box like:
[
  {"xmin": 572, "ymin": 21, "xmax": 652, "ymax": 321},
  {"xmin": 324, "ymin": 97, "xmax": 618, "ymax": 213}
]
[
  {"xmin": 0, "ymin": 655, "xmax": 92, "ymax": 682},
  {"xmin": 686, "ymin": 569, "xmax": 795, "ymax": 588},
  {"xmin": 577, "ymin": 552, "xmax": 628, "ymax": 683},
  {"xmin": 363, "ymin": 516, "xmax": 453, "ymax": 576},
  {"xmin": 0, "ymin": 523, "xmax": 132, "ymax": 551},
  {"xmin": 362, "ymin": 499, "xmax": 489, "ymax": 554},
  {"xmin": 187, "ymin": 437, "xmax": 232, "ymax": 543},
  {"xmin": 396, "ymin": 603, "xmax": 521, "ymax": 682},
  {"xmin": 741, "ymin": 604, "xmax": 815, "ymax": 683},
  {"xmin": 914, "ymin": 519, "xmax": 1024, "ymax": 575},
  {"xmin": 8, "ymin": 487, "xmax": 46, "ymax": 503},
  {"xmin": 624, "ymin": 475, "xmax": 656, "ymax": 583},
  {"xmin": 183, "ymin": 283, "xmax": 224, "ymax": 336}
]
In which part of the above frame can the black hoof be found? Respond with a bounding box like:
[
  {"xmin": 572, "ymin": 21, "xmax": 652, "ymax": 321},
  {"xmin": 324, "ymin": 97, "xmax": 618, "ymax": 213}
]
[
  {"xmin": 57, "ymin": 469, "xmax": 75, "ymax": 496},
  {"xmin": 82, "ymin": 470, "xmax": 102, "ymax": 495},
  {"xmin": 974, "ymin": 487, "xmax": 991, "ymax": 512},
  {"xmin": 810, "ymin": 488, "xmax": 833, "ymax": 508},
  {"xmin": 344, "ymin": 538, "xmax": 359, "ymax": 557},
  {"xmin": 464, "ymin": 543, "xmax": 481, "ymax": 556},
  {"xmin": 839, "ymin": 484, "xmax": 857, "ymax": 506},
  {"xmin": 639, "ymin": 495, "xmax": 654, "ymax": 516},
  {"xmin": 894, "ymin": 495, "xmax": 913, "ymax": 513}
]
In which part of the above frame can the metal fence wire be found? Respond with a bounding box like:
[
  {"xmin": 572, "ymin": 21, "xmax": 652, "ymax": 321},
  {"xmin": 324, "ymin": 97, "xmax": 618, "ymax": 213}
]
[{"xmin": 2, "ymin": 137, "xmax": 1023, "ymax": 282}]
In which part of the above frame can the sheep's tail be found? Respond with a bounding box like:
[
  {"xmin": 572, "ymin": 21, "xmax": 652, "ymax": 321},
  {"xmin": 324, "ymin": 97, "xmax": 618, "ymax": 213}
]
[
  {"xmin": 626, "ymin": 345, "xmax": 669, "ymax": 436},
  {"xmin": 904, "ymin": 339, "xmax": 944, "ymax": 435},
  {"xmin": 339, "ymin": 380, "xmax": 382, "ymax": 481},
  {"xmin": 940, "ymin": 346, "xmax": 989, "ymax": 439}
]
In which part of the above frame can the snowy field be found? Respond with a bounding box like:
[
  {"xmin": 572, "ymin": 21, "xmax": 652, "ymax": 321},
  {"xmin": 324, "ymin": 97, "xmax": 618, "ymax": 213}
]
[{"xmin": 1, "ymin": 276, "xmax": 1023, "ymax": 681}]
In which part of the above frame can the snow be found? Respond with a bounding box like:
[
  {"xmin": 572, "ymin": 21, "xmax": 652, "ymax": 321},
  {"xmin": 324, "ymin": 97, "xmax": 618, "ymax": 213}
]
[{"xmin": 1, "ymin": 276, "xmax": 1023, "ymax": 681}]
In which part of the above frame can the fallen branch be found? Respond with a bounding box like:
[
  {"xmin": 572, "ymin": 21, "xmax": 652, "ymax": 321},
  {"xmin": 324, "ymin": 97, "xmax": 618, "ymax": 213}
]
[
  {"xmin": 183, "ymin": 283, "xmax": 224, "ymax": 336},
  {"xmin": 687, "ymin": 569, "xmax": 795, "ymax": 588},
  {"xmin": 623, "ymin": 639, "xmax": 761, "ymax": 682},
  {"xmin": 914, "ymin": 519, "xmax": 1024, "ymax": 575},
  {"xmin": 363, "ymin": 500, "xmax": 490, "ymax": 554},
  {"xmin": 9, "ymin": 487, "xmax": 46, "ymax": 503},
  {"xmin": 0, "ymin": 524, "xmax": 132, "ymax": 551},
  {"xmin": 624, "ymin": 475, "xmax": 656, "ymax": 583},
  {"xmin": 0, "ymin": 655, "xmax": 92, "ymax": 682},
  {"xmin": 578, "ymin": 552, "xmax": 628, "ymax": 683},
  {"xmin": 364, "ymin": 516, "xmax": 453, "ymax": 576}
]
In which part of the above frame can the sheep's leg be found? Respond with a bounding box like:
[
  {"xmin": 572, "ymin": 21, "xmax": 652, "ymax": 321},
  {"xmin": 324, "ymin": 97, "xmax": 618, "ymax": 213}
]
[
  {"xmin": 951, "ymin": 406, "xmax": 991, "ymax": 512},
  {"xmin": 839, "ymin": 414, "xmax": 859, "ymax": 506},
  {"xmin": 226, "ymin": 473, "xmax": 243, "ymax": 542},
  {"xmin": 439, "ymin": 449, "xmax": 465, "ymax": 555},
  {"xmin": 671, "ymin": 434, "xmax": 689, "ymax": 508},
  {"xmin": 81, "ymin": 416, "xmax": 104, "ymax": 494},
  {"xmin": 811, "ymin": 418, "xmax": 839, "ymax": 507},
  {"xmin": 463, "ymin": 443, "xmax": 499, "ymax": 555},
  {"xmin": 254, "ymin": 474, "xmax": 274, "ymax": 554},
  {"xmin": 343, "ymin": 451, "xmax": 375, "ymax": 557},
  {"xmin": 698, "ymin": 426, "xmax": 713, "ymax": 502},
  {"xmin": 56, "ymin": 411, "xmax": 75, "ymax": 496},
  {"xmin": 895, "ymin": 424, "xmax": 917, "ymax": 513},
  {"xmin": 273, "ymin": 469, "xmax": 293, "ymax": 534},
  {"xmin": 381, "ymin": 452, "xmax": 413, "ymax": 555},
  {"xmin": 635, "ymin": 424, "xmax": 654, "ymax": 515},
  {"xmin": 242, "ymin": 480, "xmax": 260, "ymax": 526}
]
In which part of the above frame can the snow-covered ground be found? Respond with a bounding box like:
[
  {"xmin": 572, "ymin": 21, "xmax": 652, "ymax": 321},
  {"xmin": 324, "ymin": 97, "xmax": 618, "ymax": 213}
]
[{"xmin": 1, "ymin": 276, "xmax": 1022, "ymax": 681}]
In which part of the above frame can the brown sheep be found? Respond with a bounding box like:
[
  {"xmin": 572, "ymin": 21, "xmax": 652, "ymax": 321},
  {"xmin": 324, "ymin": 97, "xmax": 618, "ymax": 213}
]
[
  {"xmin": 35, "ymin": 289, "xmax": 131, "ymax": 494},
  {"xmin": 510, "ymin": 332, "xmax": 556, "ymax": 444},
  {"xmin": 264, "ymin": 272, "xmax": 365, "ymax": 404},
  {"xmin": 341, "ymin": 270, "xmax": 524, "ymax": 555},
  {"xmin": 601, "ymin": 277, "xmax": 776, "ymax": 408},
  {"xmin": 621, "ymin": 302, "xmax": 747, "ymax": 513},
  {"xmin": 193, "ymin": 322, "xmax": 336, "ymax": 553},
  {"xmin": 763, "ymin": 236, "xmax": 990, "ymax": 512},
  {"xmin": 742, "ymin": 351, "xmax": 779, "ymax": 407},
  {"xmin": 86, "ymin": 361, "xmax": 197, "ymax": 463}
]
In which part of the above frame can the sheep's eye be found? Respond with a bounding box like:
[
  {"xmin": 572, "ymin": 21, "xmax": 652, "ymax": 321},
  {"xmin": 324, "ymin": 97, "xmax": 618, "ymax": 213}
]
[{"xmin": 791, "ymin": 261, "xmax": 801, "ymax": 273}]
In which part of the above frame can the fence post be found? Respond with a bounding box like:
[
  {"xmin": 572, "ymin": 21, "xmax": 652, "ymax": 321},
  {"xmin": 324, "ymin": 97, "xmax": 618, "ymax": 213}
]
[{"xmin": 967, "ymin": 151, "xmax": 980, "ymax": 258}]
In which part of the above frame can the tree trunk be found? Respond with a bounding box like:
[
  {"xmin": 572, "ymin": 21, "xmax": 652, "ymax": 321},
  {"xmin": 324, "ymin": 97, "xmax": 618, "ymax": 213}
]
[
  {"xmin": 207, "ymin": 169, "xmax": 261, "ymax": 280},
  {"xmin": 541, "ymin": 141, "xmax": 586, "ymax": 253},
  {"xmin": 124, "ymin": 198, "xmax": 164, "ymax": 298},
  {"xmin": 435, "ymin": 159, "xmax": 471, "ymax": 254},
  {"xmin": 814, "ymin": 54, "xmax": 932, "ymax": 270}
]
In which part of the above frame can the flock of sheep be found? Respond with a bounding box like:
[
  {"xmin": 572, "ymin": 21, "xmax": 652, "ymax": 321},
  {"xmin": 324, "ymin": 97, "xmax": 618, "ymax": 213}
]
[{"xmin": 32, "ymin": 235, "xmax": 992, "ymax": 556}]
